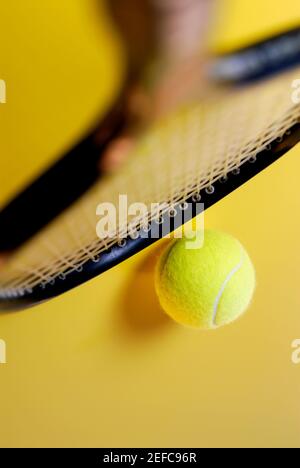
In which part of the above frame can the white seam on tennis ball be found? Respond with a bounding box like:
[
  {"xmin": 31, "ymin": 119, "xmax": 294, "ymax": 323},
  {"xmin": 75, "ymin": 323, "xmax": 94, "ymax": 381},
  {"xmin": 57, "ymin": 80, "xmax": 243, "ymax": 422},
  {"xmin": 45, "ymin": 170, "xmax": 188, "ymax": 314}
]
[{"xmin": 212, "ymin": 256, "xmax": 244, "ymax": 327}]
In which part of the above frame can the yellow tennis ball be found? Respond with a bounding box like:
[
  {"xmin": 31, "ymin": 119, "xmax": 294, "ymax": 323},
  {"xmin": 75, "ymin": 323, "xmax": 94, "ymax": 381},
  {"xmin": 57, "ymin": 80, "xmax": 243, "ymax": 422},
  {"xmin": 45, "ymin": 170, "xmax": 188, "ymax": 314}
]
[{"xmin": 155, "ymin": 230, "xmax": 256, "ymax": 329}]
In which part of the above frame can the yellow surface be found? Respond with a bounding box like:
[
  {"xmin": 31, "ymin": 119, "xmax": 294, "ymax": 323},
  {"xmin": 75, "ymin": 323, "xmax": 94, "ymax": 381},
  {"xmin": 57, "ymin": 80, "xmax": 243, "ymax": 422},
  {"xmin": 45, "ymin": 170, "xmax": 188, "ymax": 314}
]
[
  {"xmin": 212, "ymin": 0, "xmax": 300, "ymax": 51},
  {"xmin": 0, "ymin": 0, "xmax": 300, "ymax": 448}
]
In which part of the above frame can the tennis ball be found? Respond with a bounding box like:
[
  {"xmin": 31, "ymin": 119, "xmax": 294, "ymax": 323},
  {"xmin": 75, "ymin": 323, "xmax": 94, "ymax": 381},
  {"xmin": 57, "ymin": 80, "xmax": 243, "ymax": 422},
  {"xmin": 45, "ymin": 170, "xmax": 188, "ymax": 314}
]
[{"xmin": 155, "ymin": 230, "xmax": 256, "ymax": 329}]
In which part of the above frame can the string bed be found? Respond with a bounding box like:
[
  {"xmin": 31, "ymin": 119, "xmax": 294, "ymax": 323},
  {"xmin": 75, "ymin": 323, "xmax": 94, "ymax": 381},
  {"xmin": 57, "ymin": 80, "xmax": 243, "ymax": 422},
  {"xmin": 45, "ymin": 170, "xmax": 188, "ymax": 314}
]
[{"xmin": 1, "ymin": 68, "xmax": 299, "ymax": 298}]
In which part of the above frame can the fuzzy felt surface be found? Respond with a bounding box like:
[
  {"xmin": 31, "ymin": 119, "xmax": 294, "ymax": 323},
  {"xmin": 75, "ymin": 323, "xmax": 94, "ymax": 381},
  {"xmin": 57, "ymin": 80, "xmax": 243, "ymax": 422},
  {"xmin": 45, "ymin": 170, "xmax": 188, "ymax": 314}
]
[{"xmin": 155, "ymin": 230, "xmax": 256, "ymax": 329}]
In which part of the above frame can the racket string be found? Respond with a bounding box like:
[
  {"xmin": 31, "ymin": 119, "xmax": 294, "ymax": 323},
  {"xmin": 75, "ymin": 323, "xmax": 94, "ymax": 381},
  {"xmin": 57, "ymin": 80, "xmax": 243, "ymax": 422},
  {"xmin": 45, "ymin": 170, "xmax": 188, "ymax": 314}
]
[{"xmin": 0, "ymin": 68, "xmax": 300, "ymax": 297}]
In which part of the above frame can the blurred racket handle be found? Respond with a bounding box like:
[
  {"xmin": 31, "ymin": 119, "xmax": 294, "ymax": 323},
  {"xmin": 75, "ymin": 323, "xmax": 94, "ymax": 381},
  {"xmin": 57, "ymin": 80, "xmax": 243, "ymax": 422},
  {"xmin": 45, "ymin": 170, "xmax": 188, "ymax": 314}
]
[{"xmin": 212, "ymin": 27, "xmax": 300, "ymax": 83}]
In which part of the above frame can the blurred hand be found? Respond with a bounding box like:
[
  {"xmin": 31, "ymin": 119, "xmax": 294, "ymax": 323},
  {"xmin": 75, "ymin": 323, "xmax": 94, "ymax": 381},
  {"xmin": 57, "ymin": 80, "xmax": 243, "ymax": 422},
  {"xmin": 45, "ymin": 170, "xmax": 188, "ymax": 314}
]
[{"xmin": 101, "ymin": 0, "xmax": 216, "ymax": 173}]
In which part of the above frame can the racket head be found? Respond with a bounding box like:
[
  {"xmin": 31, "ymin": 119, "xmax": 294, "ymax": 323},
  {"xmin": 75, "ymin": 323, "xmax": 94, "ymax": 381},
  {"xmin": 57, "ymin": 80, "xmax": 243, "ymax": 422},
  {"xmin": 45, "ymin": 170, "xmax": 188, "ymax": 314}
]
[
  {"xmin": 2, "ymin": 126, "xmax": 300, "ymax": 311},
  {"xmin": 1, "ymin": 31, "xmax": 300, "ymax": 311}
]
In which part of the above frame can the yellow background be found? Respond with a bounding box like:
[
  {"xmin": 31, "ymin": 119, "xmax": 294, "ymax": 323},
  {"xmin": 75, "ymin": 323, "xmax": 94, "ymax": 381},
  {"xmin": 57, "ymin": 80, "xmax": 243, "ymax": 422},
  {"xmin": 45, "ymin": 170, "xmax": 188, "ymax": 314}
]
[{"xmin": 0, "ymin": 0, "xmax": 300, "ymax": 448}]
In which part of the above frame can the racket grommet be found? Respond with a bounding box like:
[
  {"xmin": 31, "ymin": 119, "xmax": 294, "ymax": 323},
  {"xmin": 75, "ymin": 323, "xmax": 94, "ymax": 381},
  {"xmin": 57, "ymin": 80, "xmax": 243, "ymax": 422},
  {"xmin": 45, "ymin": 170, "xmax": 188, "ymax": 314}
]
[
  {"xmin": 118, "ymin": 239, "xmax": 127, "ymax": 248},
  {"xmin": 129, "ymin": 230, "xmax": 139, "ymax": 240},
  {"xmin": 231, "ymin": 168, "xmax": 240, "ymax": 176},
  {"xmin": 141, "ymin": 222, "xmax": 152, "ymax": 233},
  {"xmin": 205, "ymin": 185, "xmax": 215, "ymax": 195},
  {"xmin": 179, "ymin": 202, "xmax": 189, "ymax": 211},
  {"xmin": 249, "ymin": 156, "xmax": 257, "ymax": 164},
  {"xmin": 91, "ymin": 255, "xmax": 101, "ymax": 263},
  {"xmin": 192, "ymin": 193, "xmax": 201, "ymax": 202},
  {"xmin": 219, "ymin": 176, "xmax": 228, "ymax": 184},
  {"xmin": 168, "ymin": 207, "xmax": 177, "ymax": 217}
]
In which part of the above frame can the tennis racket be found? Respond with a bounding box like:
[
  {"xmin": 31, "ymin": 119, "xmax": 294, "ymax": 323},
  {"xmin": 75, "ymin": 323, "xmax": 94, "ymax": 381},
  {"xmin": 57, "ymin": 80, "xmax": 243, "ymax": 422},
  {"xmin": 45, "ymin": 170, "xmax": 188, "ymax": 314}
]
[{"xmin": 0, "ymin": 26, "xmax": 300, "ymax": 310}]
